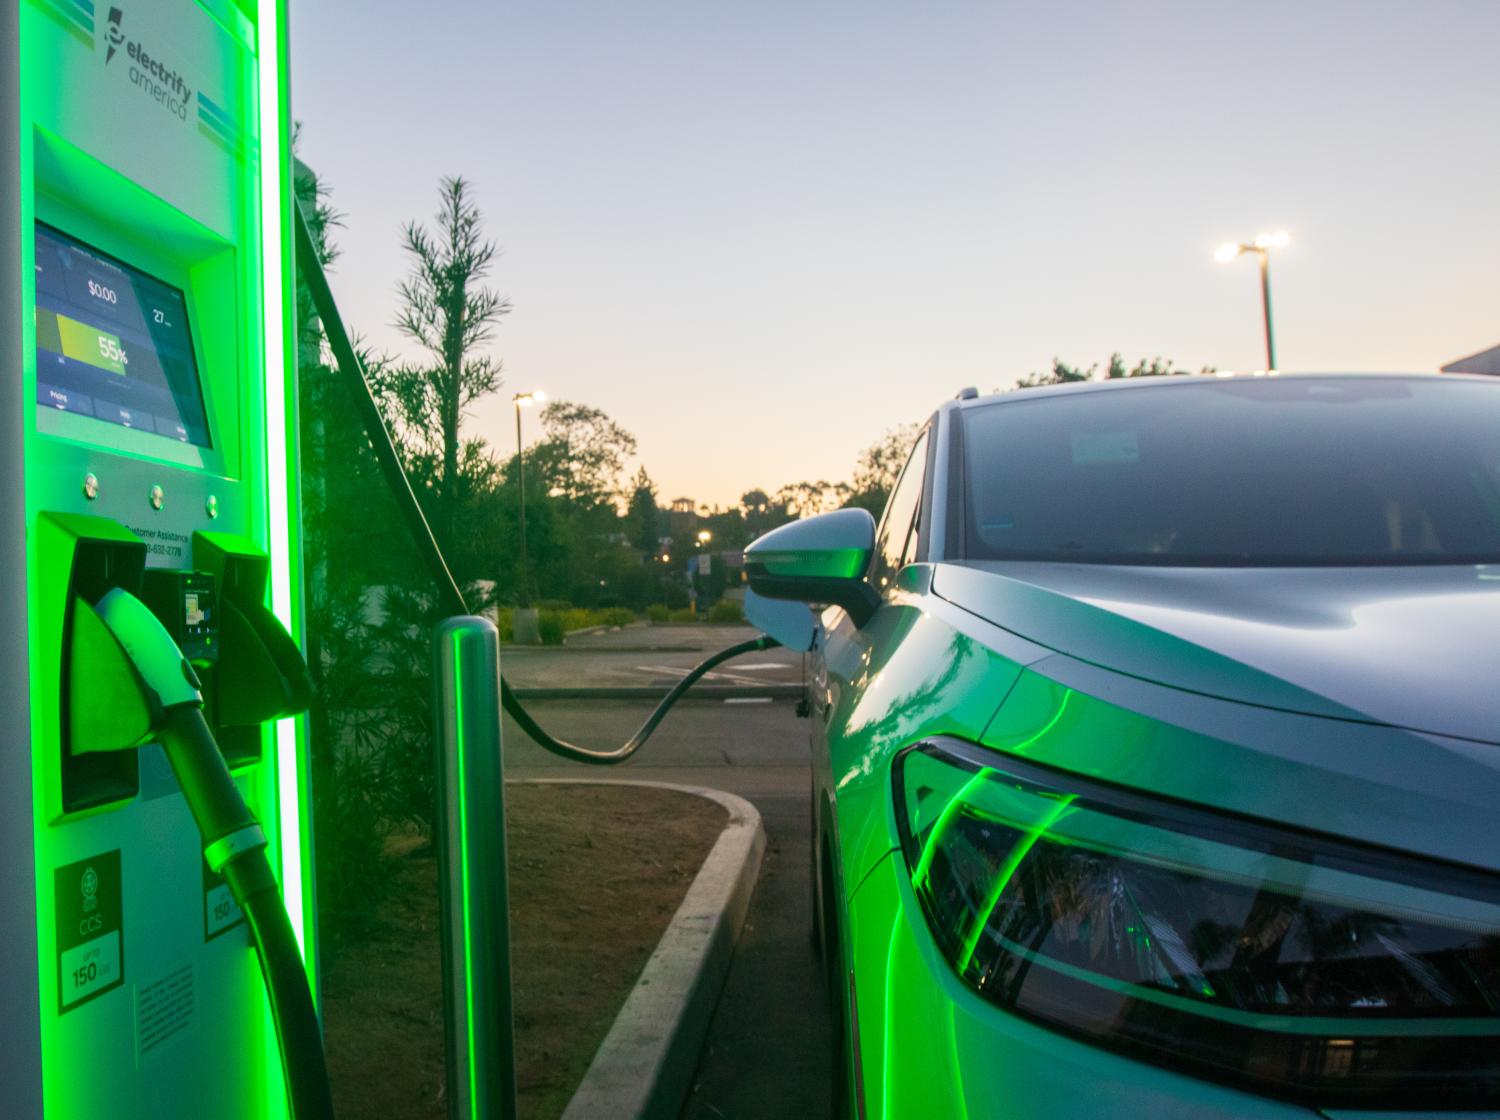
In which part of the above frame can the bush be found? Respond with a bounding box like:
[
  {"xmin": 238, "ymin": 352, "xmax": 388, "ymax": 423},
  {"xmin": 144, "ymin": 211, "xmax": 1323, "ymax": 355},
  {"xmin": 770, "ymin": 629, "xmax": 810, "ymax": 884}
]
[
  {"xmin": 538, "ymin": 610, "xmax": 567, "ymax": 645},
  {"xmin": 561, "ymin": 608, "xmax": 596, "ymax": 633},
  {"xmin": 708, "ymin": 599, "xmax": 744, "ymax": 624},
  {"xmin": 646, "ymin": 604, "xmax": 670, "ymax": 624},
  {"xmin": 668, "ymin": 607, "xmax": 698, "ymax": 623},
  {"xmin": 537, "ymin": 598, "xmax": 573, "ymax": 612},
  {"xmin": 599, "ymin": 607, "xmax": 637, "ymax": 628}
]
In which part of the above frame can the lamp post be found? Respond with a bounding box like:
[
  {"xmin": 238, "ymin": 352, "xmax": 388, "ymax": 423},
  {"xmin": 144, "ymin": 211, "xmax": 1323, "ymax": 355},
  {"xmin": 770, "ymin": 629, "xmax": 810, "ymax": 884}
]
[
  {"xmin": 512, "ymin": 390, "xmax": 545, "ymax": 607},
  {"xmin": 1214, "ymin": 231, "xmax": 1290, "ymax": 371}
]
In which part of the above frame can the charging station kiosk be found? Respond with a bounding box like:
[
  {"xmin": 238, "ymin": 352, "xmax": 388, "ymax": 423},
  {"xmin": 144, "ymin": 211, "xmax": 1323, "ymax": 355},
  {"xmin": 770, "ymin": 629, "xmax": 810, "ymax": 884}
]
[{"xmin": 1, "ymin": 0, "xmax": 316, "ymax": 1115}]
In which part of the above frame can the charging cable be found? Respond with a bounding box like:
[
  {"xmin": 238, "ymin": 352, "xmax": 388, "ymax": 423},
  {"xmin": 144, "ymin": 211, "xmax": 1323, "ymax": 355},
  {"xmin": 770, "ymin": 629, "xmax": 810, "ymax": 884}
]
[{"xmin": 499, "ymin": 634, "xmax": 781, "ymax": 764}]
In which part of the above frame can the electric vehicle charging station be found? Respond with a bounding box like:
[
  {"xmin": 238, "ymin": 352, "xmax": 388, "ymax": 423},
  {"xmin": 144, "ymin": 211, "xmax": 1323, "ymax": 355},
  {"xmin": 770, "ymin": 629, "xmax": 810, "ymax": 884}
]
[
  {"xmin": 1, "ymin": 0, "xmax": 322, "ymax": 1115},
  {"xmin": 1, "ymin": 2, "xmax": 796, "ymax": 1114}
]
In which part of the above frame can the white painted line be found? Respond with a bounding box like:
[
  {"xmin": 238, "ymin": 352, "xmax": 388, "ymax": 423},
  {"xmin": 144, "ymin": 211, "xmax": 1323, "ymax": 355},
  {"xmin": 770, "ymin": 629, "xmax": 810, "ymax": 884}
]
[{"xmin": 634, "ymin": 664, "xmax": 778, "ymax": 686}]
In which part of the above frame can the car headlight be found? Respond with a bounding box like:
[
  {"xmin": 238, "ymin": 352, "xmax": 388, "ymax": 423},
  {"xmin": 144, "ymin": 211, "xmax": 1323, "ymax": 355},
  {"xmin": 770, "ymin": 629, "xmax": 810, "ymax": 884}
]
[{"xmin": 895, "ymin": 739, "xmax": 1500, "ymax": 1107}]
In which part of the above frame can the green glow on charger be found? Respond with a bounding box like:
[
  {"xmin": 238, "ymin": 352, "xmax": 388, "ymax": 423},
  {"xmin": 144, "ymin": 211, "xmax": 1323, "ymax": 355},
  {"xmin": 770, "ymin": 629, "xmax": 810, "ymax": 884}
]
[
  {"xmin": 255, "ymin": 0, "xmax": 310, "ymax": 973},
  {"xmin": 452, "ymin": 629, "xmax": 482, "ymax": 1115}
]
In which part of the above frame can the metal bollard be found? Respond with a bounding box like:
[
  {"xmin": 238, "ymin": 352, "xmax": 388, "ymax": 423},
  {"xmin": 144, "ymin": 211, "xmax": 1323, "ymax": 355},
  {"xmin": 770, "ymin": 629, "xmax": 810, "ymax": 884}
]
[{"xmin": 433, "ymin": 617, "xmax": 519, "ymax": 1120}]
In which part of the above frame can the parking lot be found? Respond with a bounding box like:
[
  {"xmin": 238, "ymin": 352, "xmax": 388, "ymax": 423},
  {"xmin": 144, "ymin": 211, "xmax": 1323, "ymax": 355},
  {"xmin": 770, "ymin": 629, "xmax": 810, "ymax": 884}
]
[{"xmin": 501, "ymin": 625, "xmax": 833, "ymax": 1119}]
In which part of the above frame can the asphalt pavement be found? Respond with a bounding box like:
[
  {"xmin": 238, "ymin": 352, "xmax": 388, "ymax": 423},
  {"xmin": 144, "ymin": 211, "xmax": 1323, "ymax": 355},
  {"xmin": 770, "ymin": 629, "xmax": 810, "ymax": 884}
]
[
  {"xmin": 501, "ymin": 623, "xmax": 805, "ymax": 692},
  {"xmin": 500, "ymin": 639, "xmax": 835, "ymax": 1120}
]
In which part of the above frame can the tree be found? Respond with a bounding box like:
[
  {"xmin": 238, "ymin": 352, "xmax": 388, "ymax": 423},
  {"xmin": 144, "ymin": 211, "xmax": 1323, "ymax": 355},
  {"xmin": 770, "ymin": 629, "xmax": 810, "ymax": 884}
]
[
  {"xmin": 1011, "ymin": 353, "xmax": 1211, "ymax": 390},
  {"xmin": 847, "ymin": 423, "xmax": 920, "ymax": 514},
  {"xmin": 740, "ymin": 489, "xmax": 787, "ymax": 539},
  {"xmin": 774, "ymin": 479, "xmax": 850, "ymax": 519},
  {"xmin": 1105, "ymin": 353, "xmax": 1210, "ymax": 378},
  {"xmin": 1015, "ymin": 358, "xmax": 1097, "ymax": 388},
  {"xmin": 625, "ymin": 467, "xmax": 662, "ymax": 553},
  {"xmin": 376, "ymin": 176, "xmax": 510, "ymax": 552},
  {"xmin": 534, "ymin": 400, "xmax": 639, "ymax": 507}
]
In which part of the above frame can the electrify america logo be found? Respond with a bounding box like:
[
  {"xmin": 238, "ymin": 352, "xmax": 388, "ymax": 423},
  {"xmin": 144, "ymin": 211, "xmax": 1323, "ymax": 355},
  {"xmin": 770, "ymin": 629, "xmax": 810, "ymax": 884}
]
[
  {"xmin": 104, "ymin": 8, "xmax": 124, "ymax": 63},
  {"xmin": 100, "ymin": 7, "xmax": 193, "ymax": 121}
]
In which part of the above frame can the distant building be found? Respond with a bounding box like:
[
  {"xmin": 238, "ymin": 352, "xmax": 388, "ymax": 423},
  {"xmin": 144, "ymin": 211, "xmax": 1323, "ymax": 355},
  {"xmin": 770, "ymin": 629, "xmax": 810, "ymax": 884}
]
[
  {"xmin": 668, "ymin": 497, "xmax": 697, "ymax": 537},
  {"xmin": 1442, "ymin": 344, "xmax": 1500, "ymax": 376}
]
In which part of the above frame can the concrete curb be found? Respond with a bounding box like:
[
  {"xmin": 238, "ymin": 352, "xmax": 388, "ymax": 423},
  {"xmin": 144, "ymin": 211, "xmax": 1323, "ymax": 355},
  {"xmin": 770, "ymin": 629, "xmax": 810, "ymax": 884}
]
[
  {"xmin": 509, "ymin": 684, "xmax": 803, "ymax": 701},
  {"xmin": 521, "ymin": 779, "xmax": 766, "ymax": 1120}
]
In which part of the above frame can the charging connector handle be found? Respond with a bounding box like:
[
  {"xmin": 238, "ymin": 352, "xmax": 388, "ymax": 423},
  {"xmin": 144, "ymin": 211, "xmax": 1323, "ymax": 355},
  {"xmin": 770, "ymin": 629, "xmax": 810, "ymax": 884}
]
[
  {"xmin": 91, "ymin": 589, "xmax": 334, "ymax": 1120},
  {"xmin": 93, "ymin": 587, "xmax": 203, "ymax": 710}
]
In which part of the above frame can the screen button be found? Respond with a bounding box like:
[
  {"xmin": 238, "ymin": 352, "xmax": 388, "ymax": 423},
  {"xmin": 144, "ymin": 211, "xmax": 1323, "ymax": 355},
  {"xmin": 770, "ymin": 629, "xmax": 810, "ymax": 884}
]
[
  {"xmin": 96, "ymin": 401, "xmax": 155, "ymax": 432},
  {"xmin": 154, "ymin": 415, "xmax": 190, "ymax": 442},
  {"xmin": 37, "ymin": 382, "xmax": 95, "ymax": 417}
]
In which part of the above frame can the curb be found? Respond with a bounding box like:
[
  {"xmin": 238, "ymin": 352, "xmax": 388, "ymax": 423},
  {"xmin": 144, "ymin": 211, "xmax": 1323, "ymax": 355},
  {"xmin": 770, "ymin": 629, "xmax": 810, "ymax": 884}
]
[
  {"xmin": 509, "ymin": 684, "xmax": 803, "ymax": 701},
  {"xmin": 522, "ymin": 780, "xmax": 766, "ymax": 1120}
]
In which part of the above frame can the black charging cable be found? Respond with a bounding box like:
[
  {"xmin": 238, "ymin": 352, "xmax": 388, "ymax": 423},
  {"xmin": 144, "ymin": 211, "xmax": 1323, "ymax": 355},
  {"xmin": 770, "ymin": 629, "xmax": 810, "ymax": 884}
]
[
  {"xmin": 499, "ymin": 633, "xmax": 781, "ymax": 764},
  {"xmin": 158, "ymin": 705, "xmax": 334, "ymax": 1120}
]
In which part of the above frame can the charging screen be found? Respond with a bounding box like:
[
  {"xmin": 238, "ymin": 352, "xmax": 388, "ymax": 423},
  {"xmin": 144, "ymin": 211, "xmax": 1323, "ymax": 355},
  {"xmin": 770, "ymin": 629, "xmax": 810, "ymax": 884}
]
[{"xmin": 33, "ymin": 223, "xmax": 212, "ymax": 447}]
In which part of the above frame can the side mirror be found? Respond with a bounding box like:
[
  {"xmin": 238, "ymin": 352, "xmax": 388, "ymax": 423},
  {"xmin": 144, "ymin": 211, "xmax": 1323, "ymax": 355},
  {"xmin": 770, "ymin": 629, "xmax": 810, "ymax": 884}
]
[{"xmin": 744, "ymin": 508, "xmax": 880, "ymax": 627}]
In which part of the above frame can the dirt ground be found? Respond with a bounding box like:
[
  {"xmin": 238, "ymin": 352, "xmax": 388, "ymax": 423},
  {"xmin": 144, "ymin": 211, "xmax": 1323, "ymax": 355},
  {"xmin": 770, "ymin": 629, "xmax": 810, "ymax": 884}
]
[{"xmin": 321, "ymin": 783, "xmax": 728, "ymax": 1119}]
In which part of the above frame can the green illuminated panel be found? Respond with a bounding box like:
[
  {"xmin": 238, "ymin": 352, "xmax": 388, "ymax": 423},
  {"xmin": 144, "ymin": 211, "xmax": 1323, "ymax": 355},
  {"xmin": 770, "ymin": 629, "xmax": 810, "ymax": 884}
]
[{"xmin": 17, "ymin": 0, "xmax": 306, "ymax": 1116}]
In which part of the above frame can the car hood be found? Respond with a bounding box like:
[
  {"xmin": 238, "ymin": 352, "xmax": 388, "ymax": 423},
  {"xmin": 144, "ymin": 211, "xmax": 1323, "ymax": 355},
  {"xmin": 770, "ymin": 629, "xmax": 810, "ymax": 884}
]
[{"xmin": 933, "ymin": 561, "xmax": 1500, "ymax": 745}]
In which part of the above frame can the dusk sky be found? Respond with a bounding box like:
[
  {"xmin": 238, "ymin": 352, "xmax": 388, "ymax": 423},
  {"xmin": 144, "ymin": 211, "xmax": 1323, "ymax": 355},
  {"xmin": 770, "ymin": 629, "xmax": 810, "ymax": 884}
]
[{"xmin": 290, "ymin": 1, "xmax": 1500, "ymax": 509}]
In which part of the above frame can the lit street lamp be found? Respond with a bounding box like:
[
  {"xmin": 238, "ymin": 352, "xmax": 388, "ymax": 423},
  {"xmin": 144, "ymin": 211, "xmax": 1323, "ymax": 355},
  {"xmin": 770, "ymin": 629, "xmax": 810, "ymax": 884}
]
[
  {"xmin": 696, "ymin": 529, "xmax": 712, "ymax": 546},
  {"xmin": 1214, "ymin": 231, "xmax": 1290, "ymax": 371},
  {"xmin": 513, "ymin": 389, "xmax": 546, "ymax": 605}
]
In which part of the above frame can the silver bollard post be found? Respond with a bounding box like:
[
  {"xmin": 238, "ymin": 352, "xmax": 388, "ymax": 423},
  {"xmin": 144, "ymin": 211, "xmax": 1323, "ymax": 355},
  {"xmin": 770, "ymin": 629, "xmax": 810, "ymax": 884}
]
[{"xmin": 433, "ymin": 616, "xmax": 518, "ymax": 1120}]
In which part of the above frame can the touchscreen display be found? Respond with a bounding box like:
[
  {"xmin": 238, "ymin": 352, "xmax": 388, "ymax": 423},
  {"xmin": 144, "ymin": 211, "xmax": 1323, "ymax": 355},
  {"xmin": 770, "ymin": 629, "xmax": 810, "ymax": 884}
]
[{"xmin": 34, "ymin": 223, "xmax": 212, "ymax": 447}]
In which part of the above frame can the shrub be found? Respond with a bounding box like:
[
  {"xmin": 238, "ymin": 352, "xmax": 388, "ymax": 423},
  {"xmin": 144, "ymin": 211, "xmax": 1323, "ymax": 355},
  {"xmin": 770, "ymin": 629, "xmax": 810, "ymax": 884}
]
[
  {"xmin": 668, "ymin": 607, "xmax": 698, "ymax": 623},
  {"xmin": 537, "ymin": 598, "xmax": 573, "ymax": 612},
  {"xmin": 646, "ymin": 604, "xmax": 670, "ymax": 624},
  {"xmin": 600, "ymin": 607, "xmax": 637, "ymax": 628},
  {"xmin": 561, "ymin": 608, "xmax": 595, "ymax": 633},
  {"xmin": 708, "ymin": 599, "xmax": 744, "ymax": 624},
  {"xmin": 538, "ymin": 610, "xmax": 567, "ymax": 645}
]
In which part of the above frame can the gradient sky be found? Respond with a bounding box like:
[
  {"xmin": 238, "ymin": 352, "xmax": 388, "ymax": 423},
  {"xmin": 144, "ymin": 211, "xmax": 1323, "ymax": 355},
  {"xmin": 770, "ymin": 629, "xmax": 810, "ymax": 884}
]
[{"xmin": 290, "ymin": 1, "xmax": 1500, "ymax": 509}]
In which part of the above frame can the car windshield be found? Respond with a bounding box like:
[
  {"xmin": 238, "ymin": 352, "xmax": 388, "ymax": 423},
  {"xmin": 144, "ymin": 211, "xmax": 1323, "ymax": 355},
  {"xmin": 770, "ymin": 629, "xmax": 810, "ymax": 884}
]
[{"xmin": 961, "ymin": 376, "xmax": 1500, "ymax": 566}]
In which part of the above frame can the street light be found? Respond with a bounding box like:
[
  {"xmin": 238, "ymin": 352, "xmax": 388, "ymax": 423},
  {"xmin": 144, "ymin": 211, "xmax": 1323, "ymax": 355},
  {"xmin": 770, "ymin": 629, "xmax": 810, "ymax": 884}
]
[
  {"xmin": 696, "ymin": 529, "xmax": 712, "ymax": 546},
  {"xmin": 513, "ymin": 389, "xmax": 546, "ymax": 605},
  {"xmin": 1214, "ymin": 231, "xmax": 1290, "ymax": 370}
]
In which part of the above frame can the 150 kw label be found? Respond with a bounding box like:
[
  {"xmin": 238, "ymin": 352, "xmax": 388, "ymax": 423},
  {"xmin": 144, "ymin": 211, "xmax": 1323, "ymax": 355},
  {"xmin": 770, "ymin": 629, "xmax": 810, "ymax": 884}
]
[{"xmin": 55, "ymin": 849, "xmax": 124, "ymax": 1012}]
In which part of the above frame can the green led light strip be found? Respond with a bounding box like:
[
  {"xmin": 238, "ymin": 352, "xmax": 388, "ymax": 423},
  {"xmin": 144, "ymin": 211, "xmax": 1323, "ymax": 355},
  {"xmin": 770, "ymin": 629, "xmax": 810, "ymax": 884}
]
[
  {"xmin": 451, "ymin": 629, "xmax": 482, "ymax": 1114},
  {"xmin": 255, "ymin": 1, "xmax": 308, "ymax": 972}
]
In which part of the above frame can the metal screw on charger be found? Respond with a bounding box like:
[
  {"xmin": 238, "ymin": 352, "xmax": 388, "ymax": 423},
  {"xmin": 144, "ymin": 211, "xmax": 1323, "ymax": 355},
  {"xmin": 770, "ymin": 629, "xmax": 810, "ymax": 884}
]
[
  {"xmin": 82, "ymin": 473, "xmax": 99, "ymax": 501},
  {"xmin": 205, "ymin": 494, "xmax": 218, "ymax": 519},
  {"xmin": 149, "ymin": 484, "xmax": 165, "ymax": 511}
]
